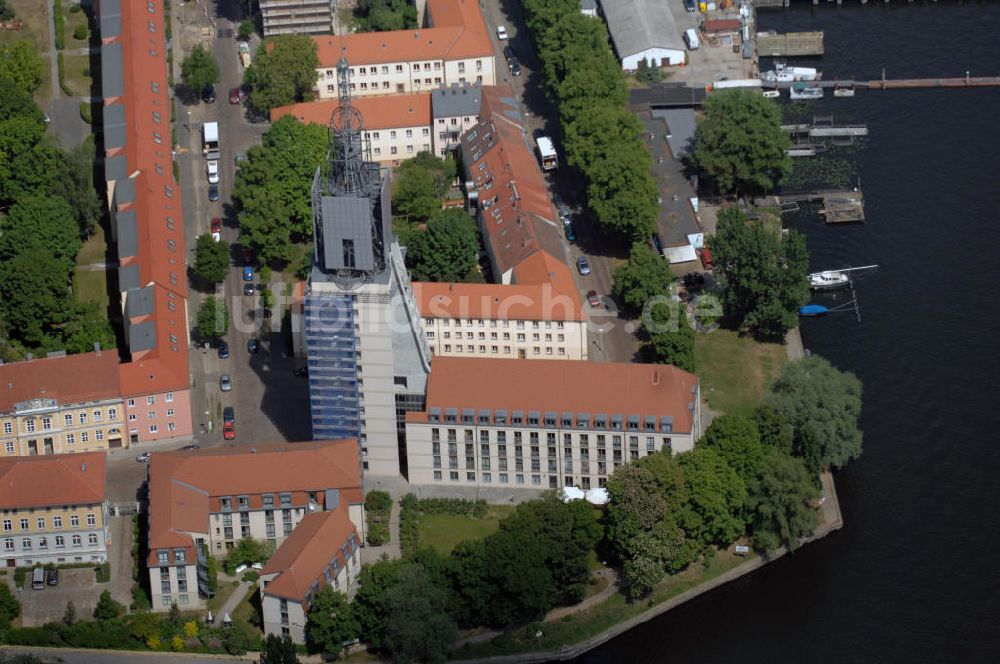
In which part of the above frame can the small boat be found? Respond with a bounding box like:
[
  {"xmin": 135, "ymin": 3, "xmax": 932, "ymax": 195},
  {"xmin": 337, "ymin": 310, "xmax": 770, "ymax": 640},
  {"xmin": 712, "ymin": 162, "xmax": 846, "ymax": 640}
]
[
  {"xmin": 762, "ymin": 89, "xmax": 781, "ymax": 98},
  {"xmin": 799, "ymin": 304, "xmax": 829, "ymax": 316},
  {"xmin": 833, "ymin": 82, "xmax": 856, "ymax": 97},
  {"xmin": 789, "ymin": 83, "xmax": 824, "ymax": 100},
  {"xmin": 809, "ymin": 270, "xmax": 851, "ymax": 291},
  {"xmin": 761, "ymin": 63, "xmax": 820, "ymax": 82}
]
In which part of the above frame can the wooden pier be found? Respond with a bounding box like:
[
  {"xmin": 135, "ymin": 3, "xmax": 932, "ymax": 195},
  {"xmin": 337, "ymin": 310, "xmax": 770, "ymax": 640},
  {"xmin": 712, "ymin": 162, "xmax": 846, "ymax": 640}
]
[
  {"xmin": 778, "ymin": 189, "xmax": 865, "ymax": 223},
  {"xmin": 757, "ymin": 31, "xmax": 824, "ymax": 56},
  {"xmin": 782, "ymin": 124, "xmax": 868, "ymax": 138},
  {"xmin": 762, "ymin": 76, "xmax": 1000, "ymax": 90}
]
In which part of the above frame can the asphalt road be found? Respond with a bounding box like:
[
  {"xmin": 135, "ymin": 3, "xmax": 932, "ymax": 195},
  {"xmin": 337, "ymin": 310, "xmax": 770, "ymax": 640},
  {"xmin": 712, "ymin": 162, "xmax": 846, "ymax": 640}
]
[
  {"xmin": 0, "ymin": 647, "xmax": 253, "ymax": 664},
  {"xmin": 484, "ymin": 0, "xmax": 640, "ymax": 364}
]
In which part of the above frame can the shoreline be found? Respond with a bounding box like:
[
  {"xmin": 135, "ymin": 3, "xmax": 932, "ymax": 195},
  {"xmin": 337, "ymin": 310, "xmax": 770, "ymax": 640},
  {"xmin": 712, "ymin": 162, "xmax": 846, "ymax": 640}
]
[{"xmin": 452, "ymin": 328, "xmax": 844, "ymax": 664}]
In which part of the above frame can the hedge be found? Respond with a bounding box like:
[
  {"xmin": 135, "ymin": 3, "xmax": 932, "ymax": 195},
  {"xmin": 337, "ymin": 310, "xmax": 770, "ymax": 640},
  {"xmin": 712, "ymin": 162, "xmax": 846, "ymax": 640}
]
[
  {"xmin": 54, "ymin": 0, "xmax": 65, "ymax": 50},
  {"xmin": 365, "ymin": 490, "xmax": 392, "ymax": 546}
]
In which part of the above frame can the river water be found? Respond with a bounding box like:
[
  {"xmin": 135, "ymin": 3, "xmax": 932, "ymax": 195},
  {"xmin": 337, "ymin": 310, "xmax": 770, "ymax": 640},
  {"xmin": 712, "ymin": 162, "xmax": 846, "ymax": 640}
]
[{"xmin": 578, "ymin": 5, "xmax": 1000, "ymax": 663}]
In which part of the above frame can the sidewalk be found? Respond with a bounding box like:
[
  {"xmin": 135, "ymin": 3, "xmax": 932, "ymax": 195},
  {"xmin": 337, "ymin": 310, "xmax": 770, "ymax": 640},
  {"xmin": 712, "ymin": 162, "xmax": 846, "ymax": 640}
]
[{"xmin": 216, "ymin": 580, "xmax": 252, "ymax": 622}]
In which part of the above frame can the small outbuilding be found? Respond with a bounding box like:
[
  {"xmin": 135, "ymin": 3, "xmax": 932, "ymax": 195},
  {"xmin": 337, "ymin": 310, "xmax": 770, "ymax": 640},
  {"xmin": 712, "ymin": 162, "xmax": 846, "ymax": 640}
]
[{"xmin": 600, "ymin": 0, "xmax": 685, "ymax": 69}]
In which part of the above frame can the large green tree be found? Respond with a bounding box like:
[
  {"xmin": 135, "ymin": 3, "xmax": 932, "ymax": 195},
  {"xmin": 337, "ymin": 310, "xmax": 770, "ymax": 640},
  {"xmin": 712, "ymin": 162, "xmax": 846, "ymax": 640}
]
[
  {"xmin": 354, "ymin": 0, "xmax": 417, "ymax": 32},
  {"xmin": 0, "ymin": 248, "xmax": 75, "ymax": 350},
  {"xmin": 305, "ymin": 586, "xmax": 358, "ymax": 657},
  {"xmin": 564, "ymin": 107, "xmax": 643, "ymax": 175},
  {"xmin": 699, "ymin": 414, "xmax": 767, "ymax": 484},
  {"xmin": 677, "ymin": 447, "xmax": 747, "ymax": 547},
  {"xmin": 93, "ymin": 590, "xmax": 124, "ymax": 620},
  {"xmin": 232, "ymin": 116, "xmax": 328, "ymax": 264},
  {"xmin": 0, "ymin": 40, "xmax": 44, "ymax": 93},
  {"xmin": 353, "ymin": 558, "xmax": 403, "ymax": 651},
  {"xmin": 260, "ymin": 634, "xmax": 299, "ymax": 663},
  {"xmin": 392, "ymin": 164, "xmax": 441, "ymax": 224},
  {"xmin": 180, "ymin": 44, "xmax": 220, "ymax": 96},
  {"xmin": 61, "ymin": 302, "xmax": 116, "ymax": 354},
  {"xmin": 711, "ymin": 207, "xmax": 809, "ymax": 339},
  {"xmin": 747, "ymin": 450, "xmax": 821, "ymax": 553},
  {"xmin": 691, "ymin": 89, "xmax": 792, "ymax": 194},
  {"xmin": 753, "ymin": 404, "xmax": 794, "ymax": 454},
  {"xmin": 0, "ymin": 195, "xmax": 81, "ymax": 272},
  {"xmin": 645, "ymin": 302, "xmax": 695, "ymax": 372},
  {"xmin": 193, "ymin": 234, "xmax": 230, "ymax": 284},
  {"xmin": 612, "ymin": 242, "xmax": 674, "ymax": 316},
  {"xmin": 0, "ymin": 582, "xmax": 20, "ymax": 628},
  {"xmin": 195, "ymin": 296, "xmax": 230, "ymax": 341},
  {"xmin": 382, "ymin": 563, "xmax": 457, "ymax": 664},
  {"xmin": 245, "ymin": 35, "xmax": 319, "ymax": 112},
  {"xmin": 586, "ymin": 148, "xmax": 658, "ymax": 241},
  {"xmin": 405, "ymin": 209, "xmax": 480, "ymax": 282},
  {"xmin": 768, "ymin": 355, "xmax": 863, "ymax": 474}
]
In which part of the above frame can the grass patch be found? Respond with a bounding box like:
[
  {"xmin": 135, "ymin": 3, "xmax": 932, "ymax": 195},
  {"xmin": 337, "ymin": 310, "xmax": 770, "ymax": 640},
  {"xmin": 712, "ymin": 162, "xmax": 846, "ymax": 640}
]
[
  {"xmin": 206, "ymin": 579, "xmax": 238, "ymax": 613},
  {"xmin": 74, "ymin": 226, "xmax": 109, "ymax": 308},
  {"xmin": 694, "ymin": 328, "xmax": 788, "ymax": 415},
  {"xmin": 452, "ymin": 549, "xmax": 748, "ymax": 659},
  {"xmin": 65, "ymin": 5, "xmax": 88, "ymax": 43},
  {"xmin": 417, "ymin": 505, "xmax": 515, "ymax": 555},
  {"xmin": 0, "ymin": 0, "xmax": 49, "ymax": 50},
  {"xmin": 62, "ymin": 53, "xmax": 91, "ymax": 96}
]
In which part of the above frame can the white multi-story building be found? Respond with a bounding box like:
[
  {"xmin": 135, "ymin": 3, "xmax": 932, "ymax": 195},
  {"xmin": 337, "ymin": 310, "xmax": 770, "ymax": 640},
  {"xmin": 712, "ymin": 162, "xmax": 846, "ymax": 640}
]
[
  {"xmin": 430, "ymin": 83, "xmax": 481, "ymax": 156},
  {"xmin": 313, "ymin": 0, "xmax": 495, "ymax": 99},
  {"xmin": 260, "ymin": 0, "xmax": 334, "ymax": 36},
  {"xmin": 405, "ymin": 358, "xmax": 701, "ymax": 492},
  {"xmin": 146, "ymin": 442, "xmax": 364, "ymax": 611}
]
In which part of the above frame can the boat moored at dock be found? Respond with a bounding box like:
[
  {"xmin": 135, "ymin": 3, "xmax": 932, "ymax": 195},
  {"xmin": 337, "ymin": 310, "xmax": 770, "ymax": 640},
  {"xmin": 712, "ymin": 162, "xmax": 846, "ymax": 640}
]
[{"xmin": 789, "ymin": 83, "xmax": 824, "ymax": 99}]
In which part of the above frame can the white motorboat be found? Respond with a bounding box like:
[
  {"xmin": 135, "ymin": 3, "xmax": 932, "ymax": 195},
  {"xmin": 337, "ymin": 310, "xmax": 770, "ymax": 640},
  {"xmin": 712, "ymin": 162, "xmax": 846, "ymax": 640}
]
[
  {"xmin": 762, "ymin": 89, "xmax": 781, "ymax": 98},
  {"xmin": 809, "ymin": 271, "xmax": 851, "ymax": 291},
  {"xmin": 789, "ymin": 83, "xmax": 824, "ymax": 100},
  {"xmin": 833, "ymin": 83, "xmax": 856, "ymax": 97},
  {"xmin": 761, "ymin": 62, "xmax": 820, "ymax": 82}
]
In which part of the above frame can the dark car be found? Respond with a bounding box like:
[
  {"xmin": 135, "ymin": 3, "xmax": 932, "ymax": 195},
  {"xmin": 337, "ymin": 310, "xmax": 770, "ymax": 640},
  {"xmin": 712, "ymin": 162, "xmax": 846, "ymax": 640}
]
[
  {"xmin": 503, "ymin": 45, "xmax": 515, "ymax": 61},
  {"xmin": 243, "ymin": 282, "xmax": 255, "ymax": 296},
  {"xmin": 217, "ymin": 340, "xmax": 230, "ymax": 359},
  {"xmin": 510, "ymin": 59, "xmax": 522, "ymax": 76},
  {"xmin": 208, "ymin": 184, "xmax": 219, "ymax": 201},
  {"xmin": 247, "ymin": 338, "xmax": 259, "ymax": 354},
  {"xmin": 684, "ymin": 0, "xmax": 697, "ymax": 11},
  {"xmin": 202, "ymin": 83, "xmax": 216, "ymax": 103},
  {"xmin": 294, "ymin": 367, "xmax": 309, "ymax": 377},
  {"xmin": 563, "ymin": 219, "xmax": 576, "ymax": 241},
  {"xmin": 223, "ymin": 406, "xmax": 235, "ymax": 423},
  {"xmin": 45, "ymin": 568, "xmax": 58, "ymax": 586}
]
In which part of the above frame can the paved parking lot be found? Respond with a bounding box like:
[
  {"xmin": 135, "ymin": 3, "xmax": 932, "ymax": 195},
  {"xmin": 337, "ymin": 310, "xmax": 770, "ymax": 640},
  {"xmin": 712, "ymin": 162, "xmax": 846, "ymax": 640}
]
[
  {"xmin": 13, "ymin": 568, "xmax": 103, "ymax": 627},
  {"xmin": 666, "ymin": 5, "xmax": 756, "ymax": 85}
]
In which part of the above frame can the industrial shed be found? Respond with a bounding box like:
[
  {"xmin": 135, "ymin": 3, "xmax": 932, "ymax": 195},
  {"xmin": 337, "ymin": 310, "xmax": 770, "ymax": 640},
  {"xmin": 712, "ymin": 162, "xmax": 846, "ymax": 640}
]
[{"xmin": 600, "ymin": 0, "xmax": 686, "ymax": 69}]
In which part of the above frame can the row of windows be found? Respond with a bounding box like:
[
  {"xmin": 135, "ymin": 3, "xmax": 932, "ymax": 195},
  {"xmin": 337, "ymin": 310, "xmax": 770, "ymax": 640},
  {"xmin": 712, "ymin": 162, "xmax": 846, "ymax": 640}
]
[
  {"xmin": 325, "ymin": 75, "xmax": 485, "ymax": 95},
  {"xmin": 3, "ymin": 514, "xmax": 96, "ymax": 530},
  {"xmin": 160, "ymin": 594, "xmax": 190, "ymax": 607},
  {"xmin": 372, "ymin": 144, "xmax": 431, "ymax": 157},
  {"xmin": 144, "ymin": 423, "xmax": 177, "ymax": 434},
  {"xmin": 430, "ymin": 429, "xmax": 668, "ymax": 450},
  {"xmin": 368, "ymin": 128, "xmax": 430, "ymax": 141},
  {"xmin": 431, "ymin": 471, "xmax": 608, "ymax": 489},
  {"xmin": 433, "ymin": 344, "xmax": 566, "ymax": 356},
  {"xmin": 126, "ymin": 393, "xmax": 174, "ymax": 407},
  {"xmin": 324, "ymin": 60, "xmax": 484, "ymax": 77},
  {"xmin": 431, "ymin": 331, "xmax": 566, "ymax": 342},
  {"xmin": 3, "ymin": 533, "xmax": 98, "ymax": 550},
  {"xmin": 431, "ymin": 318, "xmax": 566, "ymax": 330},
  {"xmin": 12, "ymin": 408, "xmax": 120, "ymax": 434}
]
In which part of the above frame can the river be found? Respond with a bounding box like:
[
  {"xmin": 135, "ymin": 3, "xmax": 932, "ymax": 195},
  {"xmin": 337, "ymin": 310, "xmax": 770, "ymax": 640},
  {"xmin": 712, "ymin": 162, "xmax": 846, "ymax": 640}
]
[{"xmin": 577, "ymin": 4, "xmax": 1000, "ymax": 663}]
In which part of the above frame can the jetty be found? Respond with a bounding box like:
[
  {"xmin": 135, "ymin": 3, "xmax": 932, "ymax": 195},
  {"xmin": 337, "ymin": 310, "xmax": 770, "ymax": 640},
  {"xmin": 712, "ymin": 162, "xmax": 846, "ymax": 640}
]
[
  {"xmin": 778, "ymin": 189, "xmax": 865, "ymax": 223},
  {"xmin": 757, "ymin": 31, "xmax": 824, "ymax": 56},
  {"xmin": 761, "ymin": 75, "xmax": 1000, "ymax": 90},
  {"xmin": 782, "ymin": 123, "xmax": 868, "ymax": 138}
]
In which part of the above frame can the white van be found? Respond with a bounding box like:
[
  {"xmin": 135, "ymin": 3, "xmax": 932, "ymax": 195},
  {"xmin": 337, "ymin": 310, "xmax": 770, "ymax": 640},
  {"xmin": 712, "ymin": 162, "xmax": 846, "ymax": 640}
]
[
  {"xmin": 684, "ymin": 28, "xmax": 700, "ymax": 50},
  {"xmin": 32, "ymin": 567, "xmax": 44, "ymax": 590}
]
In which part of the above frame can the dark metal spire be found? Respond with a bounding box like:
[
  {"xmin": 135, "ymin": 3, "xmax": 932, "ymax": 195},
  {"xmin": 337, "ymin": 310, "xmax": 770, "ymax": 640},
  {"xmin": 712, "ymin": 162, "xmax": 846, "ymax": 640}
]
[{"xmin": 327, "ymin": 55, "xmax": 379, "ymax": 196}]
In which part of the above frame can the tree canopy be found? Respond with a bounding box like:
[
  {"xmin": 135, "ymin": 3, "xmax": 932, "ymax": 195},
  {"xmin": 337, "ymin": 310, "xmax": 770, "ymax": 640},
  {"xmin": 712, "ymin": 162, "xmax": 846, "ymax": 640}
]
[
  {"xmin": 612, "ymin": 242, "xmax": 674, "ymax": 316},
  {"xmin": 691, "ymin": 89, "xmax": 792, "ymax": 195},
  {"xmin": 305, "ymin": 586, "xmax": 358, "ymax": 657},
  {"xmin": 699, "ymin": 414, "xmax": 767, "ymax": 484},
  {"xmin": 232, "ymin": 116, "xmax": 328, "ymax": 264},
  {"xmin": 0, "ymin": 40, "xmax": 44, "ymax": 94},
  {"xmin": 93, "ymin": 591, "xmax": 124, "ymax": 621},
  {"xmin": 405, "ymin": 209, "xmax": 480, "ymax": 282},
  {"xmin": 768, "ymin": 355, "xmax": 864, "ymax": 474},
  {"xmin": 677, "ymin": 447, "xmax": 747, "ymax": 548},
  {"xmin": 245, "ymin": 35, "xmax": 319, "ymax": 112},
  {"xmin": 180, "ymin": 45, "xmax": 220, "ymax": 95},
  {"xmin": 382, "ymin": 563, "xmax": 457, "ymax": 664},
  {"xmin": 711, "ymin": 207, "xmax": 809, "ymax": 340},
  {"xmin": 645, "ymin": 302, "xmax": 696, "ymax": 372},
  {"xmin": 260, "ymin": 634, "xmax": 299, "ymax": 663},
  {"xmin": 195, "ymin": 297, "xmax": 229, "ymax": 341},
  {"xmin": 747, "ymin": 450, "xmax": 820, "ymax": 553},
  {"xmin": 193, "ymin": 234, "xmax": 230, "ymax": 284},
  {"xmin": 353, "ymin": 0, "xmax": 418, "ymax": 32}
]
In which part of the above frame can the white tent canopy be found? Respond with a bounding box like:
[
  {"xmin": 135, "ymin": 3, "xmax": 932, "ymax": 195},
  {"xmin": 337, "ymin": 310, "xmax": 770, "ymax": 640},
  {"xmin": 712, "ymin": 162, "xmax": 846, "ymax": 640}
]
[{"xmin": 560, "ymin": 486, "xmax": 586, "ymax": 502}]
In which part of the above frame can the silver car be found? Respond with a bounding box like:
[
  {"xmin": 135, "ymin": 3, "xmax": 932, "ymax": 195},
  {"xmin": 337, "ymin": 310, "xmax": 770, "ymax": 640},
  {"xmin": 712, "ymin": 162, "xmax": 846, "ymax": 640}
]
[{"xmin": 220, "ymin": 374, "xmax": 232, "ymax": 392}]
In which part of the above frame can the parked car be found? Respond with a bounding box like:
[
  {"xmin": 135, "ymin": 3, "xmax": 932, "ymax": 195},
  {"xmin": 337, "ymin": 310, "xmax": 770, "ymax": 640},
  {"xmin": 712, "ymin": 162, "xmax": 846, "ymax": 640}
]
[
  {"xmin": 46, "ymin": 568, "xmax": 58, "ymax": 586},
  {"xmin": 135, "ymin": 452, "xmax": 151, "ymax": 463},
  {"xmin": 247, "ymin": 338, "xmax": 259, "ymax": 354},
  {"xmin": 207, "ymin": 160, "xmax": 219, "ymax": 184},
  {"xmin": 243, "ymin": 282, "xmax": 255, "ymax": 296},
  {"xmin": 503, "ymin": 45, "xmax": 515, "ymax": 61},
  {"xmin": 220, "ymin": 374, "xmax": 232, "ymax": 392},
  {"xmin": 294, "ymin": 367, "xmax": 309, "ymax": 377},
  {"xmin": 563, "ymin": 219, "xmax": 576, "ymax": 241},
  {"xmin": 576, "ymin": 256, "xmax": 591, "ymax": 275},
  {"xmin": 496, "ymin": 25, "xmax": 508, "ymax": 40},
  {"xmin": 202, "ymin": 83, "xmax": 216, "ymax": 103},
  {"xmin": 211, "ymin": 217, "xmax": 222, "ymax": 242},
  {"xmin": 557, "ymin": 203, "xmax": 571, "ymax": 220},
  {"xmin": 587, "ymin": 290, "xmax": 602, "ymax": 308},
  {"xmin": 510, "ymin": 58, "xmax": 522, "ymax": 76},
  {"xmin": 223, "ymin": 421, "xmax": 236, "ymax": 440},
  {"xmin": 208, "ymin": 184, "xmax": 219, "ymax": 201},
  {"xmin": 32, "ymin": 567, "xmax": 44, "ymax": 590},
  {"xmin": 223, "ymin": 406, "xmax": 235, "ymax": 423},
  {"xmin": 684, "ymin": 0, "xmax": 697, "ymax": 11},
  {"xmin": 217, "ymin": 340, "xmax": 229, "ymax": 359},
  {"xmin": 229, "ymin": 86, "xmax": 241, "ymax": 104},
  {"xmin": 243, "ymin": 266, "xmax": 254, "ymax": 282}
]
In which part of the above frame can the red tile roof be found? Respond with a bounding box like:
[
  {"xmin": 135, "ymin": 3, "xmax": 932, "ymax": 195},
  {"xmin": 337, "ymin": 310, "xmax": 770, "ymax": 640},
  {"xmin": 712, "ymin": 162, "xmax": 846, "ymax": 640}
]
[
  {"xmin": 313, "ymin": 0, "xmax": 491, "ymax": 67},
  {"xmin": 119, "ymin": 284, "xmax": 190, "ymax": 396},
  {"xmin": 407, "ymin": 357, "xmax": 699, "ymax": 433},
  {"xmin": 0, "ymin": 352, "xmax": 121, "ymax": 413},
  {"xmin": 261, "ymin": 508, "xmax": 358, "ymax": 603},
  {"xmin": 147, "ymin": 441, "xmax": 362, "ymax": 565},
  {"xmin": 0, "ymin": 452, "xmax": 106, "ymax": 509},
  {"xmin": 271, "ymin": 94, "xmax": 431, "ymax": 131}
]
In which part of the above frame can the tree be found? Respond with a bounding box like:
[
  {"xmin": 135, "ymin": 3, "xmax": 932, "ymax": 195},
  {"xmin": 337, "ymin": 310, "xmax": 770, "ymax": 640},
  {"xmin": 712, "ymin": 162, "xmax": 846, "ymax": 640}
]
[
  {"xmin": 194, "ymin": 234, "xmax": 230, "ymax": 284},
  {"xmin": 62, "ymin": 600, "xmax": 77, "ymax": 626},
  {"xmin": 0, "ymin": 582, "xmax": 20, "ymax": 628},
  {"xmin": 391, "ymin": 164, "xmax": 441, "ymax": 224},
  {"xmin": 260, "ymin": 634, "xmax": 300, "ymax": 663},
  {"xmin": 224, "ymin": 538, "xmax": 275, "ymax": 574},
  {"xmin": 0, "ymin": 40, "xmax": 44, "ymax": 93},
  {"xmin": 232, "ymin": 116, "xmax": 328, "ymax": 264},
  {"xmin": 180, "ymin": 45, "xmax": 220, "ymax": 95},
  {"xmin": 564, "ymin": 107, "xmax": 644, "ymax": 175},
  {"xmin": 0, "ymin": 195, "xmax": 82, "ymax": 272},
  {"xmin": 710, "ymin": 207, "xmax": 809, "ymax": 339},
  {"xmin": 353, "ymin": 558, "xmax": 403, "ymax": 650},
  {"xmin": 645, "ymin": 302, "xmax": 695, "ymax": 372},
  {"xmin": 60, "ymin": 135, "xmax": 103, "ymax": 237},
  {"xmin": 224, "ymin": 619, "xmax": 258, "ymax": 655},
  {"xmin": 305, "ymin": 586, "xmax": 358, "ymax": 657},
  {"xmin": 586, "ymin": 148, "xmax": 659, "ymax": 241},
  {"xmin": 691, "ymin": 89, "xmax": 792, "ymax": 194},
  {"xmin": 0, "ymin": 247, "xmax": 75, "ymax": 350},
  {"xmin": 612, "ymin": 243, "xmax": 674, "ymax": 316},
  {"xmin": 237, "ymin": 19, "xmax": 255, "ymax": 41},
  {"xmin": 747, "ymin": 451, "xmax": 821, "ymax": 553},
  {"xmin": 94, "ymin": 590, "xmax": 124, "ymax": 620},
  {"xmin": 354, "ymin": 0, "xmax": 418, "ymax": 32},
  {"xmin": 677, "ymin": 447, "xmax": 747, "ymax": 547},
  {"xmin": 635, "ymin": 57, "xmax": 662, "ymax": 84},
  {"xmin": 699, "ymin": 414, "xmax": 767, "ymax": 484},
  {"xmin": 382, "ymin": 563, "xmax": 457, "ymax": 663},
  {"xmin": 753, "ymin": 404, "xmax": 793, "ymax": 454},
  {"xmin": 448, "ymin": 539, "xmax": 491, "ymax": 627},
  {"xmin": 196, "ymin": 296, "xmax": 230, "ymax": 341},
  {"xmin": 768, "ymin": 354, "xmax": 864, "ymax": 474},
  {"xmin": 245, "ymin": 35, "xmax": 319, "ymax": 112},
  {"xmin": 405, "ymin": 209, "xmax": 480, "ymax": 282},
  {"xmin": 61, "ymin": 301, "xmax": 116, "ymax": 355}
]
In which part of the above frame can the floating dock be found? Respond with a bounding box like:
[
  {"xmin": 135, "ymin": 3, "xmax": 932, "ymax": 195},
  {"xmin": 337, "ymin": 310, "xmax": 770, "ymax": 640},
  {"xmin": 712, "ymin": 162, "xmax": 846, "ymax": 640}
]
[
  {"xmin": 757, "ymin": 31, "xmax": 824, "ymax": 56},
  {"xmin": 778, "ymin": 189, "xmax": 865, "ymax": 223},
  {"xmin": 781, "ymin": 124, "xmax": 869, "ymax": 138}
]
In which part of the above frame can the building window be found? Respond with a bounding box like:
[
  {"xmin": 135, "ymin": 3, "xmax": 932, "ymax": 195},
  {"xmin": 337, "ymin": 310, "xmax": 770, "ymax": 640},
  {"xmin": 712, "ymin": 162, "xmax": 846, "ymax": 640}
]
[
  {"xmin": 109, "ymin": 408, "xmax": 117, "ymax": 420},
  {"xmin": 71, "ymin": 535, "xmax": 82, "ymax": 547},
  {"xmin": 3, "ymin": 442, "xmax": 11, "ymax": 453},
  {"xmin": 53, "ymin": 517, "xmax": 62, "ymax": 529},
  {"xmin": 80, "ymin": 431, "xmax": 89, "ymax": 443},
  {"xmin": 2, "ymin": 539, "xmax": 11, "ymax": 551},
  {"xmin": 95, "ymin": 430, "xmax": 104, "ymax": 441},
  {"xmin": 25, "ymin": 419, "xmax": 35, "ymax": 433},
  {"xmin": 55, "ymin": 536, "xmax": 64, "ymax": 548},
  {"xmin": 21, "ymin": 538, "xmax": 30, "ymax": 550},
  {"xmin": 36, "ymin": 518, "xmax": 44, "ymax": 529},
  {"xmin": 2, "ymin": 520, "xmax": 10, "ymax": 532},
  {"xmin": 87, "ymin": 514, "xmax": 96, "ymax": 527},
  {"xmin": 88, "ymin": 533, "xmax": 98, "ymax": 546},
  {"xmin": 41, "ymin": 417, "xmax": 51, "ymax": 431},
  {"xmin": 149, "ymin": 425, "xmax": 158, "ymax": 433},
  {"xmin": 147, "ymin": 396, "xmax": 155, "ymax": 406},
  {"xmin": 18, "ymin": 519, "xmax": 27, "ymax": 530},
  {"xmin": 2, "ymin": 422, "xmax": 10, "ymax": 434},
  {"xmin": 71, "ymin": 515, "xmax": 79, "ymax": 527}
]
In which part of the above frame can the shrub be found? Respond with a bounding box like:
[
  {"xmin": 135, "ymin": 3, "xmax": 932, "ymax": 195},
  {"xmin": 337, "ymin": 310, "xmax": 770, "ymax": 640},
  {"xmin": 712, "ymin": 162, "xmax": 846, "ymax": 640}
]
[
  {"xmin": 13, "ymin": 568, "xmax": 25, "ymax": 589},
  {"xmin": 243, "ymin": 570, "xmax": 260, "ymax": 584},
  {"xmin": 54, "ymin": 0, "xmax": 65, "ymax": 49},
  {"xmin": 69, "ymin": 3, "xmax": 82, "ymax": 12},
  {"xmin": 365, "ymin": 490, "xmax": 392, "ymax": 546},
  {"xmin": 398, "ymin": 493, "xmax": 420, "ymax": 554},
  {"xmin": 95, "ymin": 561, "xmax": 110, "ymax": 582},
  {"xmin": 73, "ymin": 24, "xmax": 87, "ymax": 40},
  {"xmin": 130, "ymin": 585, "xmax": 151, "ymax": 611},
  {"xmin": 57, "ymin": 52, "xmax": 74, "ymax": 96}
]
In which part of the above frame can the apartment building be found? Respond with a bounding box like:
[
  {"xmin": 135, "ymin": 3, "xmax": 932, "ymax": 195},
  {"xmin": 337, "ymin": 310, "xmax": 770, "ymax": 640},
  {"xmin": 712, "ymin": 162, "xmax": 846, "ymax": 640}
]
[
  {"xmin": 260, "ymin": 507, "xmax": 361, "ymax": 643},
  {"xmin": 0, "ymin": 452, "xmax": 108, "ymax": 567},
  {"xmin": 0, "ymin": 352, "xmax": 126, "ymax": 457},
  {"xmin": 260, "ymin": 0, "xmax": 334, "ymax": 36},
  {"xmin": 405, "ymin": 358, "xmax": 701, "ymax": 492},
  {"xmin": 146, "ymin": 441, "xmax": 363, "ymax": 611},
  {"xmin": 272, "ymin": 95, "xmax": 433, "ymax": 164},
  {"xmin": 313, "ymin": 0, "xmax": 495, "ymax": 99},
  {"xmin": 99, "ymin": 0, "xmax": 194, "ymax": 445},
  {"xmin": 430, "ymin": 83, "xmax": 481, "ymax": 156}
]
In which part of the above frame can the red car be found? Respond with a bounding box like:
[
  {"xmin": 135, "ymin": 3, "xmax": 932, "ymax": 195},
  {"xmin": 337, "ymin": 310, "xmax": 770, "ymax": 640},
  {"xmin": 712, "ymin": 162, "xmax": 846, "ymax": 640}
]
[
  {"xmin": 587, "ymin": 290, "xmax": 602, "ymax": 308},
  {"xmin": 229, "ymin": 87, "xmax": 241, "ymax": 105},
  {"xmin": 223, "ymin": 421, "xmax": 235, "ymax": 440},
  {"xmin": 211, "ymin": 217, "xmax": 222, "ymax": 233}
]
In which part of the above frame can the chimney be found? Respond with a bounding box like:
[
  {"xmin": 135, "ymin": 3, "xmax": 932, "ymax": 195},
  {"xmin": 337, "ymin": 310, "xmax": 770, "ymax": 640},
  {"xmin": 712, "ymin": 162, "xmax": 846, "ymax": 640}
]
[{"xmin": 652, "ymin": 370, "xmax": 660, "ymax": 386}]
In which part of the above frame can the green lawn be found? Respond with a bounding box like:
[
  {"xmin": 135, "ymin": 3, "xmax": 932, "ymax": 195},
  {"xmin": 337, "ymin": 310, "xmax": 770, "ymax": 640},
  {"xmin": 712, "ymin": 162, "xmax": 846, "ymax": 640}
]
[
  {"xmin": 417, "ymin": 505, "xmax": 515, "ymax": 555},
  {"xmin": 65, "ymin": 6, "xmax": 90, "ymax": 46},
  {"xmin": 694, "ymin": 328, "xmax": 788, "ymax": 416},
  {"xmin": 0, "ymin": 0, "xmax": 49, "ymax": 50},
  {"xmin": 74, "ymin": 227, "xmax": 109, "ymax": 309},
  {"xmin": 206, "ymin": 580, "xmax": 238, "ymax": 613},
  {"xmin": 61, "ymin": 53, "xmax": 92, "ymax": 96},
  {"xmin": 451, "ymin": 548, "xmax": 748, "ymax": 660}
]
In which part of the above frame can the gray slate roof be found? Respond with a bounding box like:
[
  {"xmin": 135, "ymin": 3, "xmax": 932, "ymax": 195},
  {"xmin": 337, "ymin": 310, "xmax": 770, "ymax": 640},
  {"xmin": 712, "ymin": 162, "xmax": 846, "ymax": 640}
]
[
  {"xmin": 599, "ymin": 0, "xmax": 684, "ymax": 58},
  {"xmin": 320, "ymin": 196, "xmax": 376, "ymax": 272},
  {"xmin": 431, "ymin": 83, "xmax": 482, "ymax": 119}
]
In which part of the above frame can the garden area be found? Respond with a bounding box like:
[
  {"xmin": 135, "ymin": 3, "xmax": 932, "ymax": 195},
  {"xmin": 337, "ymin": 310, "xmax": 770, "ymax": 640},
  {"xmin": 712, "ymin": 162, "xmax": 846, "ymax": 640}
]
[
  {"xmin": 694, "ymin": 328, "xmax": 788, "ymax": 416},
  {"xmin": 415, "ymin": 504, "xmax": 515, "ymax": 555}
]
